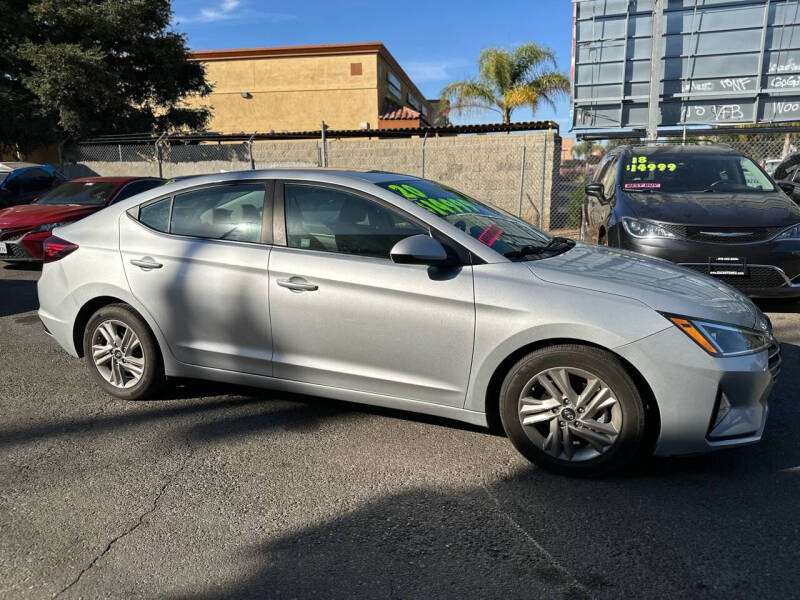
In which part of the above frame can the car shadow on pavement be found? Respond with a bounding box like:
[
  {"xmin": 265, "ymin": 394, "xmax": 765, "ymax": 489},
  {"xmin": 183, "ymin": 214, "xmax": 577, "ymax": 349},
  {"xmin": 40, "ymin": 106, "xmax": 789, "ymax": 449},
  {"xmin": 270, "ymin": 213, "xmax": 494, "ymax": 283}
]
[
  {"xmin": 170, "ymin": 349, "xmax": 800, "ymax": 600},
  {"xmin": 0, "ymin": 384, "xmax": 486, "ymax": 451},
  {"xmin": 4, "ymin": 347, "xmax": 799, "ymax": 598},
  {"xmin": 0, "ymin": 277, "xmax": 38, "ymax": 317},
  {"xmin": 173, "ymin": 484, "xmax": 592, "ymax": 600},
  {"xmin": 171, "ymin": 427, "xmax": 800, "ymax": 600}
]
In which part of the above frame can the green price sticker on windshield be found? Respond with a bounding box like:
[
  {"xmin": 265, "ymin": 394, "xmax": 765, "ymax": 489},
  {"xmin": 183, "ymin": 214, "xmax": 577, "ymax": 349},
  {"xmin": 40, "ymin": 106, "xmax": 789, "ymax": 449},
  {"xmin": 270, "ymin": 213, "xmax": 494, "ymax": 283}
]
[{"xmin": 386, "ymin": 183, "xmax": 486, "ymax": 217}]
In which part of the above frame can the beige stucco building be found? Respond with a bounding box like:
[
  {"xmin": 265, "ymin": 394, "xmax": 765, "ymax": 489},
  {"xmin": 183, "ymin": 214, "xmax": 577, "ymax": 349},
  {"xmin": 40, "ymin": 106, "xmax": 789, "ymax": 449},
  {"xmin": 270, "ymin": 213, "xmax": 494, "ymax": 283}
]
[{"xmin": 187, "ymin": 42, "xmax": 442, "ymax": 134}]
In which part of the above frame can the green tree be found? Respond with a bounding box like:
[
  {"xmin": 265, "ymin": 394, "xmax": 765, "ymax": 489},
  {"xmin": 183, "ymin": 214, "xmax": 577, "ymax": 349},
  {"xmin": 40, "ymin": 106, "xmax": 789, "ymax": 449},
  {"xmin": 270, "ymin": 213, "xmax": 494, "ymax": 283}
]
[
  {"xmin": 439, "ymin": 43, "xmax": 569, "ymax": 124},
  {"xmin": 571, "ymin": 139, "xmax": 603, "ymax": 159},
  {"xmin": 0, "ymin": 0, "xmax": 210, "ymax": 153}
]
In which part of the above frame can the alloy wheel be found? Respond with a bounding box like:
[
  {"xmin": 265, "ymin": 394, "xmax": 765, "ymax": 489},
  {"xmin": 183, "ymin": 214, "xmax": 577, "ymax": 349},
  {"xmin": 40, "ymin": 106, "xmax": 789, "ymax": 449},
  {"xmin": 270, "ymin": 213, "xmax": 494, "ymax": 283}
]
[
  {"xmin": 517, "ymin": 367, "xmax": 622, "ymax": 462},
  {"xmin": 91, "ymin": 319, "xmax": 145, "ymax": 389}
]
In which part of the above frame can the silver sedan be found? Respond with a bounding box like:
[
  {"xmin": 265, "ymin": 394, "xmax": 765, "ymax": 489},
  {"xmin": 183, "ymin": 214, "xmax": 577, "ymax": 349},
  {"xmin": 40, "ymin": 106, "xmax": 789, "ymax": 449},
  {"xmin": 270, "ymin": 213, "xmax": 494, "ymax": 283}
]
[{"xmin": 37, "ymin": 170, "xmax": 779, "ymax": 476}]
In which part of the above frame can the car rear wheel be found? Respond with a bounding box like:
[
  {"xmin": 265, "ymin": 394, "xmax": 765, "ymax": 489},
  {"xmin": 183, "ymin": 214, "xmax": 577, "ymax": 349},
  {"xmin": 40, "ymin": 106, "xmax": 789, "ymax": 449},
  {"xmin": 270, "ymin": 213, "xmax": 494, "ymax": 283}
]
[
  {"xmin": 499, "ymin": 344, "xmax": 646, "ymax": 477},
  {"xmin": 83, "ymin": 304, "xmax": 163, "ymax": 400}
]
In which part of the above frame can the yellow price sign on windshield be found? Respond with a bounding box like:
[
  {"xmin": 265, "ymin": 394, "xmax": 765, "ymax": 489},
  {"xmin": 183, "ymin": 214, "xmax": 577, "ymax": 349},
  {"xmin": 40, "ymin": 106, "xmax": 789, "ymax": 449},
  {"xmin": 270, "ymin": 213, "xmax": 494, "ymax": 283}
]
[{"xmin": 626, "ymin": 157, "xmax": 677, "ymax": 173}]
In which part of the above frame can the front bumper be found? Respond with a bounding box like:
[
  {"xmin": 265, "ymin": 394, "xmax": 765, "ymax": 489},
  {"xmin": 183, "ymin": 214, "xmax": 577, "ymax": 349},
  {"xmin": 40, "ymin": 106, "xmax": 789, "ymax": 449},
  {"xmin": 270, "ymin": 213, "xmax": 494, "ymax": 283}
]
[
  {"xmin": 614, "ymin": 224, "xmax": 800, "ymax": 297},
  {"xmin": 615, "ymin": 326, "xmax": 778, "ymax": 456}
]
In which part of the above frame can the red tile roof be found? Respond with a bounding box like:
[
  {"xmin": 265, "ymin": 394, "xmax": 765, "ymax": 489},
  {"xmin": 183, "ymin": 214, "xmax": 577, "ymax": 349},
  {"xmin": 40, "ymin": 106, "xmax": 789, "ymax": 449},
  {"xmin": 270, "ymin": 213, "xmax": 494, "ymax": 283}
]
[
  {"xmin": 379, "ymin": 98, "xmax": 423, "ymax": 121},
  {"xmin": 380, "ymin": 105, "xmax": 421, "ymax": 120}
]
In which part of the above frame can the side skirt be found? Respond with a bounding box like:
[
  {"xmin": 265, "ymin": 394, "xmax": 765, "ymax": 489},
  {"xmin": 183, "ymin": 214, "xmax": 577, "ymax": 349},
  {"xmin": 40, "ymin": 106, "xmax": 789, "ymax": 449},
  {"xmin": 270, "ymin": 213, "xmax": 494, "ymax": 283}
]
[{"xmin": 168, "ymin": 362, "xmax": 489, "ymax": 428}]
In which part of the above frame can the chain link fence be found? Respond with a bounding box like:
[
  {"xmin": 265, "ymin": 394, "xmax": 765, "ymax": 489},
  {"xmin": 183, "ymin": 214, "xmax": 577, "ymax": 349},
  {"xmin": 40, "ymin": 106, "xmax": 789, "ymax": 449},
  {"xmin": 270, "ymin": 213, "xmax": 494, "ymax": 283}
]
[
  {"xmin": 61, "ymin": 130, "xmax": 800, "ymax": 236},
  {"xmin": 63, "ymin": 132, "xmax": 562, "ymax": 231}
]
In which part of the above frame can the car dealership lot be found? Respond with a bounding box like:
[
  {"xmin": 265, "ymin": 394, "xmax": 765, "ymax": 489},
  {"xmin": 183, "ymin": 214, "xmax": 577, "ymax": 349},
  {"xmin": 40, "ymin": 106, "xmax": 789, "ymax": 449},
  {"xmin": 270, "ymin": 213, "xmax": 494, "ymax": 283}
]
[{"xmin": 2, "ymin": 264, "xmax": 800, "ymax": 599}]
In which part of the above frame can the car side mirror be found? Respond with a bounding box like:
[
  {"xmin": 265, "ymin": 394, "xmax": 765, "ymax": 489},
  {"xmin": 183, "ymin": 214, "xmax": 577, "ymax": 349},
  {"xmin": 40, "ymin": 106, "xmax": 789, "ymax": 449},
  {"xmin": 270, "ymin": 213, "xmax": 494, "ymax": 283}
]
[
  {"xmin": 585, "ymin": 182, "xmax": 605, "ymax": 201},
  {"xmin": 778, "ymin": 181, "xmax": 795, "ymax": 196},
  {"xmin": 585, "ymin": 183, "xmax": 608, "ymax": 204},
  {"xmin": 390, "ymin": 234, "xmax": 448, "ymax": 266}
]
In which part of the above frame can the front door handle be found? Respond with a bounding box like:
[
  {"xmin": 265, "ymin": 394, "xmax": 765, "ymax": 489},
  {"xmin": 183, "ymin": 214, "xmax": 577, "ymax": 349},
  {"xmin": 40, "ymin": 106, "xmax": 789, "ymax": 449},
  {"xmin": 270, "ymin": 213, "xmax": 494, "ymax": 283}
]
[
  {"xmin": 277, "ymin": 277, "xmax": 318, "ymax": 292},
  {"xmin": 130, "ymin": 257, "xmax": 163, "ymax": 270}
]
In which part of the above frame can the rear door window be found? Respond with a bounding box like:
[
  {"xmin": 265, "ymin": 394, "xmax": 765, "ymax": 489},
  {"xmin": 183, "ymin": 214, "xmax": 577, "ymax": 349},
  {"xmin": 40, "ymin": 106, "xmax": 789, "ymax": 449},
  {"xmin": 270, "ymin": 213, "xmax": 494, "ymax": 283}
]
[{"xmin": 170, "ymin": 184, "xmax": 266, "ymax": 243}]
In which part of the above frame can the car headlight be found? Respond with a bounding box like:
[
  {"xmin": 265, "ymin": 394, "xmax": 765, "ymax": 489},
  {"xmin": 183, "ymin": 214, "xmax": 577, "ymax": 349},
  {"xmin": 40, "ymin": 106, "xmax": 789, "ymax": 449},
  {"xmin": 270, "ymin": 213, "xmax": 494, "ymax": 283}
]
[
  {"xmin": 621, "ymin": 217, "xmax": 676, "ymax": 239},
  {"xmin": 31, "ymin": 221, "xmax": 72, "ymax": 234},
  {"xmin": 664, "ymin": 313, "xmax": 771, "ymax": 356},
  {"xmin": 775, "ymin": 223, "xmax": 800, "ymax": 240}
]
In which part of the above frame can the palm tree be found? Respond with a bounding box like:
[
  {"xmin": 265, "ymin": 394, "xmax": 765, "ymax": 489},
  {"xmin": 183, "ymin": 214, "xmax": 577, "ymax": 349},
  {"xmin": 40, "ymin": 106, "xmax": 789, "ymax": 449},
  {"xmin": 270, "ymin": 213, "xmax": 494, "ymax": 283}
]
[{"xmin": 439, "ymin": 43, "xmax": 570, "ymax": 124}]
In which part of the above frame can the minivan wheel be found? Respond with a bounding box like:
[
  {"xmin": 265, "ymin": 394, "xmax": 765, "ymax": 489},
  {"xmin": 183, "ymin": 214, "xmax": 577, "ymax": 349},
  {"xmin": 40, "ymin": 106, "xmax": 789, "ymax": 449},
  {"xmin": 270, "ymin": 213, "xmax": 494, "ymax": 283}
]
[
  {"xmin": 83, "ymin": 304, "xmax": 163, "ymax": 400},
  {"xmin": 499, "ymin": 344, "xmax": 646, "ymax": 477}
]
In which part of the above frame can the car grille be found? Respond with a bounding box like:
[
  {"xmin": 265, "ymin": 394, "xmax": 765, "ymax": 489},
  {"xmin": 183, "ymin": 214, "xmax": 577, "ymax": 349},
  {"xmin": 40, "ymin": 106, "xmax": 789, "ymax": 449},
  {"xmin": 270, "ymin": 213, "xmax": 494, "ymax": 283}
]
[
  {"xmin": 681, "ymin": 264, "xmax": 787, "ymax": 290},
  {"xmin": 768, "ymin": 342, "xmax": 781, "ymax": 382},
  {"xmin": 0, "ymin": 240, "xmax": 33, "ymax": 259},
  {"xmin": 660, "ymin": 224, "xmax": 783, "ymax": 243}
]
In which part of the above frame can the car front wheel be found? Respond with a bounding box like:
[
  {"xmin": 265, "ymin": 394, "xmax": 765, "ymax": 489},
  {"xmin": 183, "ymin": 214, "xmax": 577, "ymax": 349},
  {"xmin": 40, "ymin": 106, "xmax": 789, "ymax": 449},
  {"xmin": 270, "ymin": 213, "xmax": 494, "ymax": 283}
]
[
  {"xmin": 83, "ymin": 303, "xmax": 164, "ymax": 400},
  {"xmin": 499, "ymin": 344, "xmax": 647, "ymax": 477}
]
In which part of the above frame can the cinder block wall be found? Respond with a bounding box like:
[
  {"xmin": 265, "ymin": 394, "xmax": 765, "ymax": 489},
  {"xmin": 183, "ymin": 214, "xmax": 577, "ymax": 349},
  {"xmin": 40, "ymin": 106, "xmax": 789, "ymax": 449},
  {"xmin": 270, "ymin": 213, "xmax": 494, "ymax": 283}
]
[
  {"xmin": 63, "ymin": 131, "xmax": 561, "ymax": 228},
  {"xmin": 321, "ymin": 133, "xmax": 558, "ymax": 227}
]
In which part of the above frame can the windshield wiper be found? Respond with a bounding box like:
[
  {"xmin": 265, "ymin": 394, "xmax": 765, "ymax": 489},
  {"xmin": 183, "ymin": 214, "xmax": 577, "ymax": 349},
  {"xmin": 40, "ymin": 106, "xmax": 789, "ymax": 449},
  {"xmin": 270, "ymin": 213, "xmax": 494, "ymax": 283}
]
[{"xmin": 504, "ymin": 236, "xmax": 575, "ymax": 259}]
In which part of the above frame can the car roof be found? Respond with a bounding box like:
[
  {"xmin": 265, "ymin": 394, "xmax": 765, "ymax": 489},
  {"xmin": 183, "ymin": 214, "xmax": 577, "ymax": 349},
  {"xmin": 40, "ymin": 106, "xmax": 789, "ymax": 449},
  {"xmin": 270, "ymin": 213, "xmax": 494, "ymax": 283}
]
[
  {"xmin": 267, "ymin": 168, "xmax": 418, "ymax": 183},
  {"xmin": 0, "ymin": 162, "xmax": 42, "ymax": 172},
  {"xmin": 70, "ymin": 176, "xmax": 161, "ymax": 183},
  {"xmin": 616, "ymin": 143, "xmax": 739, "ymax": 156},
  {"xmin": 164, "ymin": 169, "xmax": 418, "ymax": 185}
]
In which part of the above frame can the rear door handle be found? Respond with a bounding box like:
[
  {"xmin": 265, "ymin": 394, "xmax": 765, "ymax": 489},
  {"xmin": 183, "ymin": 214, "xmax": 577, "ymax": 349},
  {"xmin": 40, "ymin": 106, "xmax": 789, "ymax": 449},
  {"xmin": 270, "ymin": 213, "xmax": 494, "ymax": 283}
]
[
  {"xmin": 130, "ymin": 257, "xmax": 163, "ymax": 270},
  {"xmin": 277, "ymin": 278, "xmax": 318, "ymax": 292}
]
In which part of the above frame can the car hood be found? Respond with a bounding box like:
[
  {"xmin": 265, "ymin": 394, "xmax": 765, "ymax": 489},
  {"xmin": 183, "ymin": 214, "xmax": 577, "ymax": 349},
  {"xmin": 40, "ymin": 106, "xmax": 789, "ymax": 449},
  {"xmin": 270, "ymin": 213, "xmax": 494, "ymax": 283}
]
[
  {"xmin": 0, "ymin": 204, "xmax": 100, "ymax": 229},
  {"xmin": 623, "ymin": 190, "xmax": 800, "ymax": 228},
  {"xmin": 527, "ymin": 243, "xmax": 759, "ymax": 328}
]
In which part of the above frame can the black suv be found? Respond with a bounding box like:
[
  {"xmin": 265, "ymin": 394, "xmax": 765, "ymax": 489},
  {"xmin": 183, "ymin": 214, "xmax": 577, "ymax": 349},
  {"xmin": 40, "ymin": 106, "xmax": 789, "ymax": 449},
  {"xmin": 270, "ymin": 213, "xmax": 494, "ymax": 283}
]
[{"xmin": 582, "ymin": 143, "xmax": 800, "ymax": 298}]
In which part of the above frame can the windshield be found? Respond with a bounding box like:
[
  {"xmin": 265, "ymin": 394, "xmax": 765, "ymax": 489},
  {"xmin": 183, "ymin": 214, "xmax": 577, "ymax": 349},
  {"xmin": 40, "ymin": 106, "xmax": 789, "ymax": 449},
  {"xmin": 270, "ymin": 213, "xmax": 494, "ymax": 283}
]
[
  {"xmin": 378, "ymin": 179, "xmax": 556, "ymax": 257},
  {"xmin": 0, "ymin": 173, "xmax": 7, "ymax": 186},
  {"xmin": 36, "ymin": 181, "xmax": 117, "ymax": 205},
  {"xmin": 621, "ymin": 152, "xmax": 776, "ymax": 194}
]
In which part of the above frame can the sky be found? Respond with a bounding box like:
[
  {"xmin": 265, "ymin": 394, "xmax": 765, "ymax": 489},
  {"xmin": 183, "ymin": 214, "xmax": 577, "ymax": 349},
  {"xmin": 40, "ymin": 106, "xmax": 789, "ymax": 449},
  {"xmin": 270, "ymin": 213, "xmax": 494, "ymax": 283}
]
[{"xmin": 170, "ymin": 0, "xmax": 575, "ymax": 133}]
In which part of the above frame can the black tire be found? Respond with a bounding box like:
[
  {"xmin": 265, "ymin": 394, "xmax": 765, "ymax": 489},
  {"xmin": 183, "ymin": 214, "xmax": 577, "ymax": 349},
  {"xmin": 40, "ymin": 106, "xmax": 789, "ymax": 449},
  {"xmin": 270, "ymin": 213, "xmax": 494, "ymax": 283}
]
[
  {"xmin": 82, "ymin": 303, "xmax": 164, "ymax": 400},
  {"xmin": 499, "ymin": 344, "xmax": 647, "ymax": 477}
]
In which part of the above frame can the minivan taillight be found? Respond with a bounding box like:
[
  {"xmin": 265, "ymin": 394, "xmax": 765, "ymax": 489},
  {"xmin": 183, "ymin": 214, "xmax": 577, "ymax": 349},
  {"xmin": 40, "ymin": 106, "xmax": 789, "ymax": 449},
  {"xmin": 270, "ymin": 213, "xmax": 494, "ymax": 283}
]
[{"xmin": 42, "ymin": 236, "xmax": 79, "ymax": 263}]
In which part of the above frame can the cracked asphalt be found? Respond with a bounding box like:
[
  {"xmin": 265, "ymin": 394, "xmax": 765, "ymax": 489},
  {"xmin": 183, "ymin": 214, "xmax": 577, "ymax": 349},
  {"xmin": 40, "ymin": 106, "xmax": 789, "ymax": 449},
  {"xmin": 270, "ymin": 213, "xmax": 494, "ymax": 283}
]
[{"xmin": 1, "ymin": 263, "xmax": 800, "ymax": 599}]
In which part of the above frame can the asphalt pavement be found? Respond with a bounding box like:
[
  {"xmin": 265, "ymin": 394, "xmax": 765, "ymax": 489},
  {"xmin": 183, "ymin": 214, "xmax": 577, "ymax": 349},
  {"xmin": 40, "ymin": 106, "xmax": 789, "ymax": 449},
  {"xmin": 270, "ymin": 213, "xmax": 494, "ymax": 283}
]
[{"xmin": 1, "ymin": 263, "xmax": 799, "ymax": 599}]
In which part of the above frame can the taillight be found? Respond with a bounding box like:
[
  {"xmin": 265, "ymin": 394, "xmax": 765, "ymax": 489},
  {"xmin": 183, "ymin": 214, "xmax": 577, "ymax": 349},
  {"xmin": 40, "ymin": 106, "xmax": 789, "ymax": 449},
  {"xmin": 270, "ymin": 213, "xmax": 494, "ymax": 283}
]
[{"xmin": 42, "ymin": 236, "xmax": 79, "ymax": 263}]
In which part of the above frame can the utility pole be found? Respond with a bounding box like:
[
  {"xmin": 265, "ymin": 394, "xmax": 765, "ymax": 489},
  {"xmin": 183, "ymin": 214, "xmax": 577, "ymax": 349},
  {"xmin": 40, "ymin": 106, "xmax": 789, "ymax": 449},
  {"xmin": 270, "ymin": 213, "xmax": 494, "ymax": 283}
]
[
  {"xmin": 647, "ymin": 0, "xmax": 665, "ymax": 140},
  {"xmin": 320, "ymin": 121, "xmax": 328, "ymax": 167}
]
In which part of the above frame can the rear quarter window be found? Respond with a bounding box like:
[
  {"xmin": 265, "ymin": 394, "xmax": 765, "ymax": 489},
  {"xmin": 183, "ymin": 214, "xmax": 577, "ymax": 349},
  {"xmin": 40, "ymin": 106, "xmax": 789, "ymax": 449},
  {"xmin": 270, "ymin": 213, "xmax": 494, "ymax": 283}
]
[{"xmin": 138, "ymin": 197, "xmax": 171, "ymax": 232}]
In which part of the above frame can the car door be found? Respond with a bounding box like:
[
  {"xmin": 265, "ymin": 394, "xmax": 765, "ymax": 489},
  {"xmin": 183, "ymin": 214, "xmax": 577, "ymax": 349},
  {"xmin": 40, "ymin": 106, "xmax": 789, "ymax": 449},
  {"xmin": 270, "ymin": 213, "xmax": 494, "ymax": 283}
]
[
  {"xmin": 583, "ymin": 156, "xmax": 611, "ymax": 242},
  {"xmin": 120, "ymin": 181, "xmax": 274, "ymax": 375},
  {"xmin": 597, "ymin": 154, "xmax": 619, "ymax": 244},
  {"xmin": 585, "ymin": 155, "xmax": 618, "ymax": 245},
  {"xmin": 268, "ymin": 181, "xmax": 475, "ymax": 407}
]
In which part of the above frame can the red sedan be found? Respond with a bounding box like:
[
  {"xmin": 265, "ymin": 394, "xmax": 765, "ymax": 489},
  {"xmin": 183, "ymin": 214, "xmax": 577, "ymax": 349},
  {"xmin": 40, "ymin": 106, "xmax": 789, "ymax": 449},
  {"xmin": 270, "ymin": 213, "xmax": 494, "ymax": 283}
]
[{"xmin": 0, "ymin": 176, "xmax": 163, "ymax": 262}]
